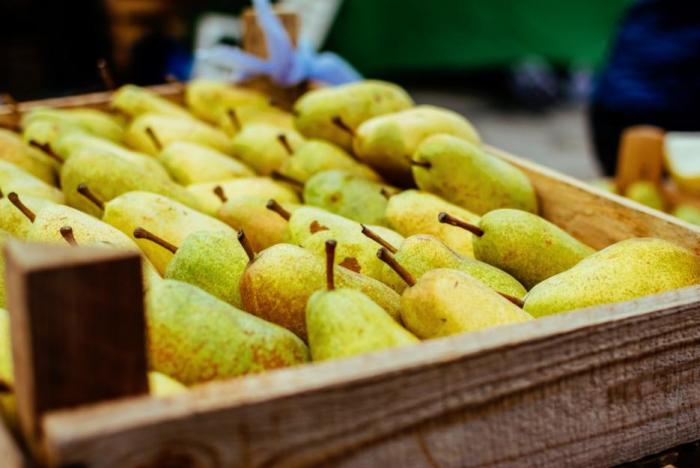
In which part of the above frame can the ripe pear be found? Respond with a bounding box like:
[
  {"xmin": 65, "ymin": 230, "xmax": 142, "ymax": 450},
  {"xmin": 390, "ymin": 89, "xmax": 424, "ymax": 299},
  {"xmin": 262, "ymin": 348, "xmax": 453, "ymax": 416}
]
[
  {"xmin": 673, "ymin": 204, "xmax": 700, "ymax": 226},
  {"xmin": 307, "ymin": 240, "xmax": 418, "ymax": 361},
  {"xmin": 185, "ymin": 79, "xmax": 268, "ymax": 124},
  {"xmin": 148, "ymin": 371, "xmax": 186, "ymax": 397},
  {"xmin": 624, "ymin": 181, "xmax": 665, "ymax": 211},
  {"xmin": 354, "ymin": 105, "xmax": 480, "ymax": 185},
  {"xmin": 0, "ymin": 231, "xmax": 8, "ymax": 307},
  {"xmin": 385, "ymin": 190, "xmax": 480, "ymax": 257},
  {"xmin": 525, "ymin": 238, "xmax": 700, "ymax": 317},
  {"xmin": 218, "ymin": 104, "xmax": 295, "ymax": 136},
  {"xmin": 111, "ymin": 84, "xmax": 192, "ymax": 119},
  {"xmin": 134, "ymin": 227, "xmax": 250, "ymax": 308},
  {"xmin": 0, "ymin": 307, "xmax": 13, "ymax": 394},
  {"xmin": 0, "ymin": 129, "xmax": 58, "ymax": 184},
  {"xmin": 159, "ymin": 141, "xmax": 254, "ymax": 185},
  {"xmin": 22, "ymin": 107, "xmax": 124, "ymax": 142},
  {"xmin": 439, "ymin": 210, "xmax": 595, "ymax": 289},
  {"xmin": 22, "ymin": 118, "xmax": 82, "ymax": 153},
  {"xmin": 0, "ymin": 194, "xmax": 55, "ymax": 237},
  {"xmin": 276, "ymin": 137, "xmax": 381, "ymax": 183},
  {"xmin": 303, "ymin": 170, "xmax": 396, "ymax": 226},
  {"xmin": 147, "ymin": 279, "xmax": 309, "ymax": 385},
  {"xmin": 218, "ymin": 196, "xmax": 298, "ymax": 252},
  {"xmin": 125, "ymin": 113, "xmax": 234, "ymax": 156},
  {"xmin": 0, "ymin": 160, "xmax": 64, "ymax": 203},
  {"xmin": 188, "ymin": 177, "xmax": 300, "ymax": 216},
  {"xmin": 240, "ymin": 243, "xmax": 402, "ymax": 339},
  {"xmin": 413, "ymin": 135, "xmax": 538, "ymax": 215},
  {"xmin": 230, "ymin": 123, "xmax": 304, "ymax": 175},
  {"xmin": 588, "ymin": 178, "xmax": 618, "ymax": 194},
  {"xmin": 61, "ymin": 150, "xmax": 199, "ymax": 217},
  {"xmin": 377, "ymin": 250, "xmax": 532, "ymax": 339},
  {"xmin": 663, "ymin": 132, "xmax": 700, "ymax": 196},
  {"xmin": 294, "ymin": 80, "xmax": 414, "ymax": 151}
]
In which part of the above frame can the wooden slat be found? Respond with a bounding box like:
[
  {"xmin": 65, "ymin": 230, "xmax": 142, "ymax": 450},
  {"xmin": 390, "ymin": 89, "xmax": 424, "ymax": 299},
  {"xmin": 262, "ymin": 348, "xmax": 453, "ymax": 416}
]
[
  {"xmin": 0, "ymin": 421, "xmax": 25, "ymax": 468},
  {"xmin": 41, "ymin": 286, "xmax": 700, "ymax": 467}
]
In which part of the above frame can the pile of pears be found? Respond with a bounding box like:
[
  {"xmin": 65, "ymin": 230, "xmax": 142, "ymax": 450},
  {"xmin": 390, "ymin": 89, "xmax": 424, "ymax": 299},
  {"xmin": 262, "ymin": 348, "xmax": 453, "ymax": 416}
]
[{"xmin": 0, "ymin": 78, "xmax": 697, "ymax": 418}]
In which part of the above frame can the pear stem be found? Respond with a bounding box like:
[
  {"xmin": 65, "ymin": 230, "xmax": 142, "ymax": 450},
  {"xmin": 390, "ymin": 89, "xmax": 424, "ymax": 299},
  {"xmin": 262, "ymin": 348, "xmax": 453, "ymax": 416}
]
[
  {"xmin": 331, "ymin": 115, "xmax": 355, "ymax": 137},
  {"xmin": 7, "ymin": 192, "xmax": 35, "ymax": 222},
  {"xmin": 28, "ymin": 140, "xmax": 63, "ymax": 163},
  {"xmin": 133, "ymin": 227, "xmax": 178, "ymax": 254},
  {"xmin": 237, "ymin": 230, "xmax": 255, "ymax": 262},
  {"xmin": 325, "ymin": 239, "xmax": 337, "ymax": 290},
  {"xmin": 500, "ymin": 293, "xmax": 525, "ymax": 308},
  {"xmin": 376, "ymin": 247, "xmax": 416, "ymax": 287},
  {"xmin": 410, "ymin": 159, "xmax": 431, "ymax": 169},
  {"xmin": 277, "ymin": 134, "xmax": 295, "ymax": 155},
  {"xmin": 266, "ymin": 199, "xmax": 291, "ymax": 221},
  {"xmin": 0, "ymin": 379, "xmax": 12, "ymax": 393},
  {"xmin": 360, "ymin": 225, "xmax": 397, "ymax": 253},
  {"xmin": 60, "ymin": 226, "xmax": 78, "ymax": 246},
  {"xmin": 76, "ymin": 183, "xmax": 105, "ymax": 211},
  {"xmin": 379, "ymin": 188, "xmax": 393, "ymax": 200},
  {"xmin": 96, "ymin": 59, "xmax": 116, "ymax": 91},
  {"xmin": 0, "ymin": 189, "xmax": 3, "ymax": 198},
  {"xmin": 145, "ymin": 127, "xmax": 162, "ymax": 151},
  {"xmin": 438, "ymin": 212, "xmax": 484, "ymax": 237},
  {"xmin": 227, "ymin": 108, "xmax": 241, "ymax": 132},
  {"xmin": 270, "ymin": 171, "xmax": 304, "ymax": 188},
  {"xmin": 213, "ymin": 185, "xmax": 228, "ymax": 203}
]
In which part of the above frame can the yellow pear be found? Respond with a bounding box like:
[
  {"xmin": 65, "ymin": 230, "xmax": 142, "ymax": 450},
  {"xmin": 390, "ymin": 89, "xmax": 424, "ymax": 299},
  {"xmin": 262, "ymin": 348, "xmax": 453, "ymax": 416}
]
[
  {"xmin": 159, "ymin": 141, "xmax": 254, "ymax": 185},
  {"xmin": 0, "ymin": 129, "xmax": 58, "ymax": 184},
  {"xmin": 0, "ymin": 160, "xmax": 64, "ymax": 203},
  {"xmin": 188, "ymin": 177, "xmax": 300, "ymax": 216},
  {"xmin": 111, "ymin": 84, "xmax": 192, "ymax": 119},
  {"xmin": 185, "ymin": 78, "xmax": 268, "ymax": 123}
]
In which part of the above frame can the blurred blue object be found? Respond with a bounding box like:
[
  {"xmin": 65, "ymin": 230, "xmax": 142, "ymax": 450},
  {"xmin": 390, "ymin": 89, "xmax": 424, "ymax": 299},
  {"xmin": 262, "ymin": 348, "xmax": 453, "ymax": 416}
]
[{"xmin": 195, "ymin": 0, "xmax": 361, "ymax": 86}]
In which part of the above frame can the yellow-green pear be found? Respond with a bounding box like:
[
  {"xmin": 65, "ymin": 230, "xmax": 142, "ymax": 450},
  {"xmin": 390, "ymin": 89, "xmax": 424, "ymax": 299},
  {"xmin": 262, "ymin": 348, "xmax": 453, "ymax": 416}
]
[
  {"xmin": 0, "ymin": 129, "xmax": 58, "ymax": 184},
  {"xmin": 385, "ymin": 190, "xmax": 480, "ymax": 257},
  {"xmin": 218, "ymin": 104, "xmax": 295, "ymax": 136},
  {"xmin": 22, "ymin": 118, "xmax": 83, "ymax": 153},
  {"xmin": 185, "ymin": 79, "xmax": 268, "ymax": 123},
  {"xmin": 524, "ymin": 238, "xmax": 700, "ymax": 317},
  {"xmin": 0, "ymin": 194, "xmax": 55, "ymax": 237},
  {"xmin": 413, "ymin": 135, "xmax": 538, "ymax": 215},
  {"xmin": 148, "ymin": 371, "xmax": 186, "ymax": 397},
  {"xmin": 125, "ymin": 113, "xmax": 234, "ymax": 156},
  {"xmin": 0, "ymin": 307, "xmax": 12, "ymax": 393},
  {"xmin": 624, "ymin": 181, "xmax": 665, "ymax": 211},
  {"xmin": 22, "ymin": 107, "xmax": 124, "ymax": 142},
  {"xmin": 439, "ymin": 210, "xmax": 595, "ymax": 289},
  {"xmin": 218, "ymin": 196, "xmax": 298, "ymax": 252},
  {"xmin": 294, "ymin": 80, "xmax": 414, "ymax": 151},
  {"xmin": 111, "ymin": 84, "xmax": 192, "ymax": 119},
  {"xmin": 303, "ymin": 170, "xmax": 396, "ymax": 225},
  {"xmin": 147, "ymin": 279, "xmax": 309, "ymax": 385},
  {"xmin": 159, "ymin": 141, "xmax": 254, "ymax": 185},
  {"xmin": 0, "ymin": 160, "xmax": 64, "ymax": 203},
  {"xmin": 306, "ymin": 240, "xmax": 418, "ymax": 361},
  {"xmin": 188, "ymin": 177, "xmax": 300, "ymax": 216},
  {"xmin": 230, "ymin": 123, "xmax": 304, "ymax": 175},
  {"xmin": 587, "ymin": 178, "xmax": 618, "ymax": 194},
  {"xmin": 240, "ymin": 243, "xmax": 402, "ymax": 339},
  {"xmin": 664, "ymin": 132, "xmax": 700, "ymax": 196},
  {"xmin": 0, "ymin": 231, "xmax": 8, "ymax": 307},
  {"xmin": 673, "ymin": 204, "xmax": 700, "ymax": 226},
  {"xmin": 354, "ymin": 105, "xmax": 480, "ymax": 185}
]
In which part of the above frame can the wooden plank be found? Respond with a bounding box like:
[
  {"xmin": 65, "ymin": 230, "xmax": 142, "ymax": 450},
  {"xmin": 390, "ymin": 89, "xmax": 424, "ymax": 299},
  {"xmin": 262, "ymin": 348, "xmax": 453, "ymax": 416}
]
[
  {"xmin": 4, "ymin": 242, "xmax": 148, "ymax": 460},
  {"xmin": 42, "ymin": 286, "xmax": 700, "ymax": 467},
  {"xmin": 0, "ymin": 421, "xmax": 26, "ymax": 468},
  {"xmin": 488, "ymin": 145, "xmax": 700, "ymax": 254},
  {"xmin": 614, "ymin": 126, "xmax": 665, "ymax": 193}
]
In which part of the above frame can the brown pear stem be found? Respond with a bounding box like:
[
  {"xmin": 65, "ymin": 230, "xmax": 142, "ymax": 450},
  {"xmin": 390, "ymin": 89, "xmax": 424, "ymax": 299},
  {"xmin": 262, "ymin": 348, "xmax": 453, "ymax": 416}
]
[
  {"xmin": 0, "ymin": 189, "xmax": 4, "ymax": 198},
  {"xmin": 500, "ymin": 293, "xmax": 525, "ymax": 308},
  {"xmin": 410, "ymin": 159, "xmax": 431, "ymax": 169},
  {"xmin": 145, "ymin": 127, "xmax": 162, "ymax": 151},
  {"xmin": 29, "ymin": 140, "xmax": 62, "ymax": 163},
  {"xmin": 237, "ymin": 230, "xmax": 255, "ymax": 262},
  {"xmin": 97, "ymin": 59, "xmax": 116, "ymax": 91},
  {"xmin": 331, "ymin": 115, "xmax": 355, "ymax": 137},
  {"xmin": 60, "ymin": 226, "xmax": 78, "ymax": 246},
  {"xmin": 213, "ymin": 185, "xmax": 228, "ymax": 203},
  {"xmin": 379, "ymin": 187, "xmax": 394, "ymax": 200},
  {"xmin": 376, "ymin": 247, "xmax": 416, "ymax": 287},
  {"xmin": 325, "ymin": 239, "xmax": 337, "ymax": 291},
  {"xmin": 7, "ymin": 192, "xmax": 35, "ymax": 222},
  {"xmin": 76, "ymin": 183, "xmax": 105, "ymax": 211},
  {"xmin": 266, "ymin": 199, "xmax": 291, "ymax": 221},
  {"xmin": 270, "ymin": 171, "xmax": 304, "ymax": 188},
  {"xmin": 360, "ymin": 225, "xmax": 397, "ymax": 253},
  {"xmin": 227, "ymin": 108, "xmax": 241, "ymax": 132},
  {"xmin": 133, "ymin": 227, "xmax": 178, "ymax": 254},
  {"xmin": 438, "ymin": 212, "xmax": 484, "ymax": 237},
  {"xmin": 277, "ymin": 134, "xmax": 295, "ymax": 155}
]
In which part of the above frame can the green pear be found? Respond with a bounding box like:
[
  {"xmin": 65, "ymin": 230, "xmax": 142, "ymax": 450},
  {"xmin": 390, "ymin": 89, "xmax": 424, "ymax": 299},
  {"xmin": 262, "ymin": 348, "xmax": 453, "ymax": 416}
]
[
  {"xmin": 673, "ymin": 204, "xmax": 700, "ymax": 226},
  {"xmin": 525, "ymin": 238, "xmax": 700, "ymax": 317},
  {"xmin": 61, "ymin": 150, "xmax": 199, "ymax": 217},
  {"xmin": 22, "ymin": 118, "xmax": 83, "ymax": 153},
  {"xmin": 587, "ymin": 178, "xmax": 618, "ymax": 194},
  {"xmin": 111, "ymin": 84, "xmax": 192, "ymax": 119},
  {"xmin": 218, "ymin": 196, "xmax": 298, "ymax": 252},
  {"xmin": 148, "ymin": 371, "xmax": 186, "ymax": 397},
  {"xmin": 22, "ymin": 107, "xmax": 124, "ymax": 142},
  {"xmin": 218, "ymin": 104, "xmax": 295, "ymax": 136},
  {"xmin": 306, "ymin": 240, "xmax": 418, "ymax": 361},
  {"xmin": 0, "ymin": 129, "xmax": 58, "ymax": 184},
  {"xmin": 303, "ymin": 170, "xmax": 396, "ymax": 225},
  {"xmin": 185, "ymin": 79, "xmax": 268, "ymax": 124},
  {"xmin": 294, "ymin": 80, "xmax": 414, "ymax": 151},
  {"xmin": 125, "ymin": 113, "xmax": 234, "ymax": 156},
  {"xmin": 385, "ymin": 190, "xmax": 480, "ymax": 257},
  {"xmin": 440, "ymin": 209, "xmax": 595, "ymax": 289},
  {"xmin": 147, "ymin": 279, "xmax": 309, "ymax": 385},
  {"xmin": 377, "ymin": 250, "xmax": 532, "ymax": 339},
  {"xmin": 354, "ymin": 105, "xmax": 480, "ymax": 185},
  {"xmin": 230, "ymin": 123, "xmax": 304, "ymax": 175},
  {"xmin": 624, "ymin": 181, "xmax": 665, "ymax": 211},
  {"xmin": 413, "ymin": 134, "xmax": 538, "ymax": 215},
  {"xmin": 0, "ymin": 160, "xmax": 64, "ymax": 203},
  {"xmin": 188, "ymin": 177, "xmax": 300, "ymax": 216},
  {"xmin": 240, "ymin": 243, "xmax": 402, "ymax": 339},
  {"xmin": 159, "ymin": 141, "xmax": 254, "ymax": 185},
  {"xmin": 134, "ymin": 227, "xmax": 250, "ymax": 308},
  {"xmin": 0, "ymin": 194, "xmax": 55, "ymax": 237}
]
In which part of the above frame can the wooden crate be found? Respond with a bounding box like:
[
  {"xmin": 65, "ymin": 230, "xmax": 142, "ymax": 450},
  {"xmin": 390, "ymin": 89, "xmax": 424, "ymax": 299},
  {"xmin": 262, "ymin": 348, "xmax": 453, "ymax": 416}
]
[{"xmin": 1, "ymin": 87, "xmax": 700, "ymax": 468}]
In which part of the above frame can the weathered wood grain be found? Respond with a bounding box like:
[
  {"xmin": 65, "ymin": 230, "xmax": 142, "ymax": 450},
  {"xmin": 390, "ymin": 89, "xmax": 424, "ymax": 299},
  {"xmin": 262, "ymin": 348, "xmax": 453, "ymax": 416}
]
[{"xmin": 42, "ymin": 286, "xmax": 700, "ymax": 467}]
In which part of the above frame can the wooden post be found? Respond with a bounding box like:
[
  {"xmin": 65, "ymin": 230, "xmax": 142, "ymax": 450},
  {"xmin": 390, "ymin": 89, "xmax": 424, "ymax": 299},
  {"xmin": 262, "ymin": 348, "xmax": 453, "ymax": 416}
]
[
  {"xmin": 615, "ymin": 125, "xmax": 665, "ymax": 193},
  {"xmin": 0, "ymin": 420, "xmax": 25, "ymax": 468},
  {"xmin": 4, "ymin": 241, "xmax": 148, "ymax": 460}
]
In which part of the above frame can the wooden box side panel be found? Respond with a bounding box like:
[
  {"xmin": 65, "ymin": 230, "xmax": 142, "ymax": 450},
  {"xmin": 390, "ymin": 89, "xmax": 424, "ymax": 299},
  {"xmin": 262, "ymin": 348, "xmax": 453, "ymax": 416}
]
[{"xmin": 42, "ymin": 287, "xmax": 700, "ymax": 467}]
